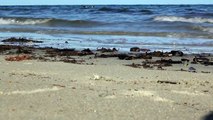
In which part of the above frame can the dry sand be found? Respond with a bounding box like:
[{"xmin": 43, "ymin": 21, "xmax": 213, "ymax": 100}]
[{"xmin": 0, "ymin": 55, "xmax": 213, "ymax": 120}]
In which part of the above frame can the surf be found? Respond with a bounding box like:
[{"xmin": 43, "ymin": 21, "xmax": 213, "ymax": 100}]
[
  {"xmin": 0, "ymin": 17, "xmax": 104, "ymax": 27},
  {"xmin": 154, "ymin": 16, "xmax": 213, "ymax": 24}
]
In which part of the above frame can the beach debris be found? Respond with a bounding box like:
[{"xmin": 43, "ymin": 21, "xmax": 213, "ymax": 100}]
[
  {"xmin": 130, "ymin": 47, "xmax": 140, "ymax": 52},
  {"xmin": 203, "ymin": 61, "xmax": 213, "ymax": 66},
  {"xmin": 142, "ymin": 62, "xmax": 153, "ymax": 69},
  {"xmin": 62, "ymin": 59, "xmax": 77, "ymax": 63},
  {"xmin": 118, "ymin": 54, "xmax": 132, "ymax": 60},
  {"xmin": 46, "ymin": 48, "xmax": 77, "ymax": 56},
  {"xmin": 93, "ymin": 74, "xmax": 101, "ymax": 80},
  {"xmin": 126, "ymin": 58, "xmax": 179, "ymax": 69},
  {"xmin": 181, "ymin": 58, "xmax": 190, "ymax": 66},
  {"xmin": 0, "ymin": 45, "xmax": 35, "ymax": 55},
  {"xmin": 193, "ymin": 56, "xmax": 209, "ymax": 63},
  {"xmin": 143, "ymin": 60, "xmax": 171, "ymax": 67},
  {"xmin": 81, "ymin": 48, "xmax": 93, "ymax": 55},
  {"xmin": 170, "ymin": 50, "xmax": 184, "ymax": 56},
  {"xmin": 145, "ymin": 50, "xmax": 183, "ymax": 57},
  {"xmin": 118, "ymin": 53, "xmax": 148, "ymax": 60},
  {"xmin": 156, "ymin": 59, "xmax": 182, "ymax": 64},
  {"xmin": 181, "ymin": 58, "xmax": 190, "ymax": 62},
  {"xmin": 191, "ymin": 61, "xmax": 197, "ymax": 64},
  {"xmin": 97, "ymin": 47, "xmax": 118, "ymax": 52},
  {"xmin": 16, "ymin": 47, "xmax": 33, "ymax": 54},
  {"xmin": 45, "ymin": 48, "xmax": 93, "ymax": 56},
  {"xmin": 150, "ymin": 51, "xmax": 173, "ymax": 57},
  {"xmin": 156, "ymin": 65, "xmax": 165, "ymax": 70},
  {"xmin": 188, "ymin": 67, "xmax": 196, "ymax": 73},
  {"xmin": 92, "ymin": 74, "xmax": 103, "ymax": 80},
  {"xmin": 152, "ymin": 51, "xmax": 163, "ymax": 57},
  {"xmin": 118, "ymin": 50, "xmax": 183, "ymax": 59},
  {"xmin": 175, "ymin": 68, "xmax": 190, "ymax": 72},
  {"xmin": 2, "ymin": 37, "xmax": 43, "ymax": 43},
  {"xmin": 202, "ymin": 90, "xmax": 209, "ymax": 93},
  {"xmin": 157, "ymin": 80, "xmax": 179, "ymax": 84},
  {"xmin": 0, "ymin": 45, "xmax": 20, "ymax": 53},
  {"xmin": 95, "ymin": 53, "xmax": 118, "ymax": 58},
  {"xmin": 201, "ymin": 71, "xmax": 210, "ymax": 74},
  {"xmin": 113, "ymin": 53, "xmax": 153, "ymax": 60},
  {"xmin": 91, "ymin": 74, "xmax": 113, "ymax": 81},
  {"xmin": 61, "ymin": 58, "xmax": 85, "ymax": 64},
  {"xmin": 52, "ymin": 84, "xmax": 66, "ymax": 88},
  {"xmin": 140, "ymin": 54, "xmax": 152, "ymax": 59},
  {"xmin": 125, "ymin": 63, "xmax": 141, "ymax": 68},
  {"xmin": 5, "ymin": 54, "xmax": 31, "ymax": 61},
  {"xmin": 192, "ymin": 56, "xmax": 213, "ymax": 66}
]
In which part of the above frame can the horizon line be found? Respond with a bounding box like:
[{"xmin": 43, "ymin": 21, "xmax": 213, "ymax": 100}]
[{"xmin": 0, "ymin": 4, "xmax": 212, "ymax": 6}]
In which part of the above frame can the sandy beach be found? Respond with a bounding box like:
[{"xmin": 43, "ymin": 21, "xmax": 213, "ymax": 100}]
[{"xmin": 0, "ymin": 44, "xmax": 213, "ymax": 120}]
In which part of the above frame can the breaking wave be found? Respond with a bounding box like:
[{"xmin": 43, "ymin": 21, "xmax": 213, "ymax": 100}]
[
  {"xmin": 0, "ymin": 17, "xmax": 50, "ymax": 25},
  {"xmin": 0, "ymin": 17, "xmax": 103, "ymax": 27},
  {"xmin": 154, "ymin": 16, "xmax": 213, "ymax": 24}
]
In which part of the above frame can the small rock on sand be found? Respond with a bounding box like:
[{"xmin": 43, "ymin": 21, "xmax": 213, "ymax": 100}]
[{"xmin": 188, "ymin": 67, "xmax": 196, "ymax": 72}]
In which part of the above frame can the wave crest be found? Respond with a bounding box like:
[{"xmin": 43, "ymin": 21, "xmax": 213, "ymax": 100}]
[
  {"xmin": 0, "ymin": 17, "xmax": 103, "ymax": 27},
  {"xmin": 154, "ymin": 16, "xmax": 213, "ymax": 24},
  {"xmin": 0, "ymin": 18, "xmax": 50, "ymax": 25}
]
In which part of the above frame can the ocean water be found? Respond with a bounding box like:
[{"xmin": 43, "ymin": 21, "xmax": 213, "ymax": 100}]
[{"xmin": 0, "ymin": 5, "xmax": 213, "ymax": 53}]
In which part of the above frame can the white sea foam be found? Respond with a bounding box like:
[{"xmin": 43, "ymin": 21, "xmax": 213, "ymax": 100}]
[
  {"xmin": 154, "ymin": 16, "xmax": 213, "ymax": 24},
  {"xmin": 0, "ymin": 18, "xmax": 50, "ymax": 25}
]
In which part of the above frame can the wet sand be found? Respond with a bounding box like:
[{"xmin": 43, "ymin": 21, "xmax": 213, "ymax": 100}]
[{"xmin": 0, "ymin": 44, "xmax": 213, "ymax": 120}]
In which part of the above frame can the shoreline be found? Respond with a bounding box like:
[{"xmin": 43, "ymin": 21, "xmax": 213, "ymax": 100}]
[
  {"xmin": 0, "ymin": 38, "xmax": 213, "ymax": 120},
  {"xmin": 0, "ymin": 42, "xmax": 213, "ymax": 73},
  {"xmin": 1, "ymin": 34, "xmax": 213, "ymax": 54},
  {"xmin": 1, "ymin": 4, "xmax": 213, "ymax": 119}
]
